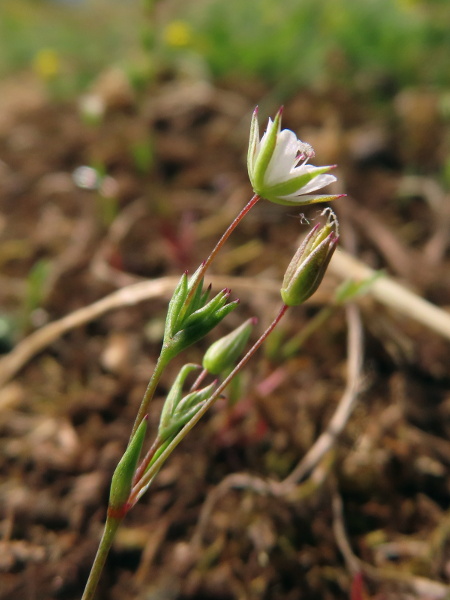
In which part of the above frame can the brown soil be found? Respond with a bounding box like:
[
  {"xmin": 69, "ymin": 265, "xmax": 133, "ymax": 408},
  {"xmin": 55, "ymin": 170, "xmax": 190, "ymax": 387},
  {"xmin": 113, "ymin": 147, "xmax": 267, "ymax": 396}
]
[{"xmin": 0, "ymin": 73, "xmax": 449, "ymax": 600}]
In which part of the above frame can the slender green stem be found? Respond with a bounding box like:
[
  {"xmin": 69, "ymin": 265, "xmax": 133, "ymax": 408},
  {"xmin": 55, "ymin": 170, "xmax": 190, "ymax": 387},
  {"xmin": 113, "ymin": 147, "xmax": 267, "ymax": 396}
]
[
  {"xmin": 185, "ymin": 194, "xmax": 260, "ymax": 304},
  {"xmin": 81, "ymin": 516, "xmax": 122, "ymax": 600},
  {"xmin": 130, "ymin": 352, "xmax": 169, "ymax": 440},
  {"xmin": 129, "ymin": 304, "xmax": 289, "ymax": 504}
]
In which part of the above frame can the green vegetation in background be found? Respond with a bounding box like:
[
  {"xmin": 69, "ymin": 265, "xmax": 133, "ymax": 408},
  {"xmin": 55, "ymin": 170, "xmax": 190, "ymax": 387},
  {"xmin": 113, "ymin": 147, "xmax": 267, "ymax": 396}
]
[
  {"xmin": 0, "ymin": 0, "xmax": 142, "ymax": 95},
  {"xmin": 159, "ymin": 0, "xmax": 450, "ymax": 95},
  {"xmin": 1, "ymin": 0, "xmax": 450, "ymax": 100}
]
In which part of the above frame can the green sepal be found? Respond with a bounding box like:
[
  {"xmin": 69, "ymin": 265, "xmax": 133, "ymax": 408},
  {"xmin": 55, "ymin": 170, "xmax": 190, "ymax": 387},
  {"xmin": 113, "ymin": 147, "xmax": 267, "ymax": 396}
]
[
  {"xmin": 165, "ymin": 294, "xmax": 239, "ymax": 360},
  {"xmin": 281, "ymin": 231, "xmax": 338, "ymax": 306},
  {"xmin": 175, "ymin": 382, "xmax": 214, "ymax": 413},
  {"xmin": 158, "ymin": 380, "xmax": 216, "ymax": 442},
  {"xmin": 173, "ymin": 299, "xmax": 239, "ymax": 354},
  {"xmin": 164, "ymin": 273, "xmax": 188, "ymax": 342},
  {"xmin": 109, "ymin": 417, "xmax": 148, "ymax": 511},
  {"xmin": 182, "ymin": 289, "xmax": 229, "ymax": 329},
  {"xmin": 199, "ymin": 285, "xmax": 211, "ymax": 307},
  {"xmin": 213, "ymin": 300, "xmax": 240, "ymax": 322},
  {"xmin": 263, "ymin": 193, "xmax": 342, "ymax": 207},
  {"xmin": 188, "ymin": 270, "xmax": 206, "ymax": 313},
  {"xmin": 283, "ymin": 224, "xmax": 329, "ymax": 285},
  {"xmin": 247, "ymin": 107, "xmax": 260, "ymax": 177},
  {"xmin": 159, "ymin": 404, "xmax": 205, "ymax": 442},
  {"xmin": 174, "ymin": 264, "xmax": 205, "ymax": 328},
  {"xmin": 251, "ymin": 109, "xmax": 282, "ymax": 190},
  {"xmin": 259, "ymin": 165, "xmax": 334, "ymax": 200},
  {"xmin": 163, "ymin": 266, "xmax": 210, "ymax": 346},
  {"xmin": 159, "ymin": 363, "xmax": 200, "ymax": 432}
]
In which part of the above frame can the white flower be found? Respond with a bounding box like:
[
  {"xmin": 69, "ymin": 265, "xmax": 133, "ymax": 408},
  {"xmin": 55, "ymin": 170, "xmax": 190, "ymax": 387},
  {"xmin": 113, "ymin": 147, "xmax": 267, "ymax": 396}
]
[{"xmin": 247, "ymin": 107, "xmax": 341, "ymax": 206}]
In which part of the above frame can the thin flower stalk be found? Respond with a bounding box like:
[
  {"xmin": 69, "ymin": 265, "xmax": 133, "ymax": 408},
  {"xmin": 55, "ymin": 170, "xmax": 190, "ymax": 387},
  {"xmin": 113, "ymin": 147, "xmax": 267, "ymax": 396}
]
[{"xmin": 184, "ymin": 193, "xmax": 260, "ymax": 304}]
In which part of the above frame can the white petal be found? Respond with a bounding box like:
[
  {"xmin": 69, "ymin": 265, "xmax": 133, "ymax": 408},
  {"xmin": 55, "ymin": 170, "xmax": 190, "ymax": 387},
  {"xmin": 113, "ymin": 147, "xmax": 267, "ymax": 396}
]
[
  {"xmin": 258, "ymin": 118, "xmax": 274, "ymax": 149},
  {"xmin": 296, "ymin": 173, "xmax": 337, "ymax": 194},
  {"xmin": 247, "ymin": 109, "xmax": 260, "ymax": 175},
  {"xmin": 264, "ymin": 129, "xmax": 299, "ymax": 186}
]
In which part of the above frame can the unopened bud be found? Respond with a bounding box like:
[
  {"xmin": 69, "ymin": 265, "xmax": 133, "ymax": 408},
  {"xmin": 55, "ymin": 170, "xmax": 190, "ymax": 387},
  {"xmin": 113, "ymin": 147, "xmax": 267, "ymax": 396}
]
[
  {"xmin": 281, "ymin": 209, "xmax": 339, "ymax": 306},
  {"xmin": 164, "ymin": 277, "xmax": 239, "ymax": 361},
  {"xmin": 158, "ymin": 377, "xmax": 216, "ymax": 442},
  {"xmin": 109, "ymin": 416, "xmax": 147, "ymax": 513},
  {"xmin": 203, "ymin": 317, "xmax": 256, "ymax": 375},
  {"xmin": 159, "ymin": 364, "xmax": 199, "ymax": 434}
]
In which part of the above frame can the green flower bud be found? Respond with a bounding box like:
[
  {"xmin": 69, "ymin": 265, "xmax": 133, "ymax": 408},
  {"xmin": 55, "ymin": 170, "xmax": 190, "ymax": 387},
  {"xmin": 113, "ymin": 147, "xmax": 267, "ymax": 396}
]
[
  {"xmin": 163, "ymin": 267, "xmax": 238, "ymax": 361},
  {"xmin": 173, "ymin": 263, "xmax": 207, "ymax": 331},
  {"xmin": 166, "ymin": 288, "xmax": 239, "ymax": 360},
  {"xmin": 158, "ymin": 372, "xmax": 216, "ymax": 442},
  {"xmin": 164, "ymin": 272, "xmax": 189, "ymax": 341},
  {"xmin": 109, "ymin": 416, "xmax": 147, "ymax": 512},
  {"xmin": 159, "ymin": 364, "xmax": 199, "ymax": 433},
  {"xmin": 164, "ymin": 263, "xmax": 211, "ymax": 343},
  {"xmin": 202, "ymin": 317, "xmax": 256, "ymax": 375},
  {"xmin": 281, "ymin": 210, "xmax": 339, "ymax": 306}
]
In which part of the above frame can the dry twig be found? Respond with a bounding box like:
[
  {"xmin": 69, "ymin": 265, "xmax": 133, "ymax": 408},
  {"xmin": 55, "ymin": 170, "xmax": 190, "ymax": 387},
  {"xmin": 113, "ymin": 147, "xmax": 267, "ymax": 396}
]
[
  {"xmin": 2, "ymin": 247, "xmax": 449, "ymax": 391},
  {"xmin": 282, "ymin": 302, "xmax": 364, "ymax": 486},
  {"xmin": 191, "ymin": 301, "xmax": 364, "ymax": 546},
  {"xmin": 331, "ymin": 486, "xmax": 450, "ymax": 599},
  {"xmin": 330, "ymin": 249, "xmax": 450, "ymax": 341},
  {"xmin": 0, "ymin": 275, "xmax": 283, "ymax": 388}
]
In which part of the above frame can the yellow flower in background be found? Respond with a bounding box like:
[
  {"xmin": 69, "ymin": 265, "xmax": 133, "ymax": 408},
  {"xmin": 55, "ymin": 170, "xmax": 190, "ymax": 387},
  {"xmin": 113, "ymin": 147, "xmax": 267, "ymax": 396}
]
[
  {"xmin": 32, "ymin": 48, "xmax": 60, "ymax": 79},
  {"xmin": 163, "ymin": 21, "xmax": 192, "ymax": 47}
]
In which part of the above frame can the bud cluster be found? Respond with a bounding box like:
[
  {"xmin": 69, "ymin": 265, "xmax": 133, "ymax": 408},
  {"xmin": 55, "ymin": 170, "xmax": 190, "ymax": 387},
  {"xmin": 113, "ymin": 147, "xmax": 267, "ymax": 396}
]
[
  {"xmin": 158, "ymin": 364, "xmax": 216, "ymax": 442},
  {"xmin": 163, "ymin": 265, "xmax": 239, "ymax": 361}
]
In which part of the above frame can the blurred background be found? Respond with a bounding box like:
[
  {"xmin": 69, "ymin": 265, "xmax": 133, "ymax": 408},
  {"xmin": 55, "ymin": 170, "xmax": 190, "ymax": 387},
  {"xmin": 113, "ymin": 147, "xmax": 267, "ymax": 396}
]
[{"xmin": 1, "ymin": 1, "xmax": 450, "ymax": 599}]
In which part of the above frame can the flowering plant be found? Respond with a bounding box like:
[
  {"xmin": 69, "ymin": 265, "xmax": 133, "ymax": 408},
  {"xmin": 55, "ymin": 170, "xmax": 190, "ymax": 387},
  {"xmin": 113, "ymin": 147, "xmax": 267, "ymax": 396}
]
[{"xmin": 82, "ymin": 107, "xmax": 343, "ymax": 600}]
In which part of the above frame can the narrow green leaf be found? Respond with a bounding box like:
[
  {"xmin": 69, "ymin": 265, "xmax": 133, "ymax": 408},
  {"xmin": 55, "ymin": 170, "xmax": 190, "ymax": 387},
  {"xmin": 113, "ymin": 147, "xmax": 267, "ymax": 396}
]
[{"xmin": 109, "ymin": 417, "xmax": 148, "ymax": 511}]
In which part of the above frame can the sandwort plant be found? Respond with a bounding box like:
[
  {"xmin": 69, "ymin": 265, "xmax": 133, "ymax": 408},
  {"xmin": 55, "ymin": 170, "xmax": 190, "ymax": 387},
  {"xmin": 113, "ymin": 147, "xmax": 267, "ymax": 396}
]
[{"xmin": 81, "ymin": 106, "xmax": 343, "ymax": 599}]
